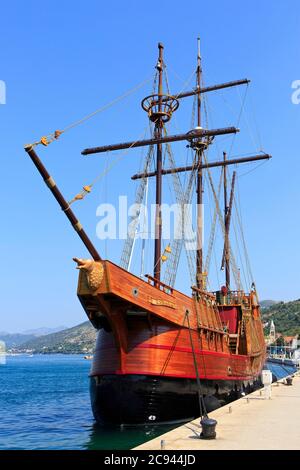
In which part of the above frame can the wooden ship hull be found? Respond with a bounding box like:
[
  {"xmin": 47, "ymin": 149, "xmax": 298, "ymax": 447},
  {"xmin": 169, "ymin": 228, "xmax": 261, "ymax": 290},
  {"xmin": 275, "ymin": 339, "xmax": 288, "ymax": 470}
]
[{"xmin": 77, "ymin": 259, "xmax": 266, "ymax": 425}]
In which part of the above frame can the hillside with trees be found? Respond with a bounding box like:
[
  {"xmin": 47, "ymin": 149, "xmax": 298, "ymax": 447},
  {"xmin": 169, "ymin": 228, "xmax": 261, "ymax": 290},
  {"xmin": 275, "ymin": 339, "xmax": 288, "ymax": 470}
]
[
  {"xmin": 16, "ymin": 322, "xmax": 96, "ymax": 354},
  {"xmin": 261, "ymin": 299, "xmax": 300, "ymax": 336}
]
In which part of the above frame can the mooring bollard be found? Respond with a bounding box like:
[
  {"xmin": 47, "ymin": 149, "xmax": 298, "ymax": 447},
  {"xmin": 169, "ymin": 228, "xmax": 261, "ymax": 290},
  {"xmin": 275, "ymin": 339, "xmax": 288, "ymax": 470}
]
[
  {"xmin": 160, "ymin": 439, "xmax": 166, "ymax": 450},
  {"xmin": 286, "ymin": 376, "xmax": 293, "ymax": 386},
  {"xmin": 247, "ymin": 397, "xmax": 250, "ymax": 404},
  {"xmin": 261, "ymin": 369, "xmax": 272, "ymax": 400},
  {"xmin": 229, "ymin": 406, "xmax": 232, "ymax": 413},
  {"xmin": 200, "ymin": 417, "xmax": 217, "ymax": 440}
]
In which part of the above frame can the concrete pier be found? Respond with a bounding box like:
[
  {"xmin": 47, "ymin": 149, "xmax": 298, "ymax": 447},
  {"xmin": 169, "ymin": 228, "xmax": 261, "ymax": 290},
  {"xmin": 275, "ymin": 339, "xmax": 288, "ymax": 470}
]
[{"xmin": 134, "ymin": 374, "xmax": 300, "ymax": 450}]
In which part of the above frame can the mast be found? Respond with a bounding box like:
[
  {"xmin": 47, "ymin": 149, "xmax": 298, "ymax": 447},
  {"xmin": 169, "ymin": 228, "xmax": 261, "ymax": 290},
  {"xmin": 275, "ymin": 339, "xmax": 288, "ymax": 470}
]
[
  {"xmin": 196, "ymin": 37, "xmax": 203, "ymax": 289},
  {"xmin": 221, "ymin": 170, "xmax": 236, "ymax": 271},
  {"xmin": 223, "ymin": 151, "xmax": 230, "ymax": 288},
  {"xmin": 154, "ymin": 43, "xmax": 164, "ymax": 281},
  {"xmin": 141, "ymin": 178, "xmax": 149, "ymax": 277}
]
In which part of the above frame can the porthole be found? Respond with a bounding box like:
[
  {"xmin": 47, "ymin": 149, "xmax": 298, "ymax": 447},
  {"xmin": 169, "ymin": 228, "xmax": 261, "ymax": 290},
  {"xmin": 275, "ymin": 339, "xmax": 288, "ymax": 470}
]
[{"xmin": 132, "ymin": 287, "xmax": 139, "ymax": 297}]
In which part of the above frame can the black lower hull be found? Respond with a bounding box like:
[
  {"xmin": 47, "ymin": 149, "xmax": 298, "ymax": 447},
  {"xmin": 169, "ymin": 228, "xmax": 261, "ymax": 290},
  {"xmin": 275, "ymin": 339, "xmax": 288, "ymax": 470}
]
[{"xmin": 90, "ymin": 374, "xmax": 259, "ymax": 425}]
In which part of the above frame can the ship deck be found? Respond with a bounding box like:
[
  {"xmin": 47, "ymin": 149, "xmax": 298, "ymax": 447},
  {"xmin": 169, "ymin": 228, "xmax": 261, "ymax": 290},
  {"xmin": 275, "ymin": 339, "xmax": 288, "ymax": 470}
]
[{"xmin": 134, "ymin": 371, "xmax": 300, "ymax": 450}]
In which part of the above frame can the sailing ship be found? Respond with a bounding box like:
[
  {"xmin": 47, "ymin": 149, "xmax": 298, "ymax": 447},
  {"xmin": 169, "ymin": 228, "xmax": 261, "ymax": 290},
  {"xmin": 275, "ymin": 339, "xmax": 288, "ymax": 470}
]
[{"xmin": 25, "ymin": 41, "xmax": 271, "ymax": 425}]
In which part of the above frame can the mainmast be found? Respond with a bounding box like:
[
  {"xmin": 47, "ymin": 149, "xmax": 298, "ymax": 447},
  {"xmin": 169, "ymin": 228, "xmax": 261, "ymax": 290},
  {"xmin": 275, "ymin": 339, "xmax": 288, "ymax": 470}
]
[
  {"xmin": 223, "ymin": 151, "xmax": 230, "ymax": 288},
  {"xmin": 196, "ymin": 37, "xmax": 203, "ymax": 290},
  {"xmin": 154, "ymin": 43, "xmax": 164, "ymax": 281}
]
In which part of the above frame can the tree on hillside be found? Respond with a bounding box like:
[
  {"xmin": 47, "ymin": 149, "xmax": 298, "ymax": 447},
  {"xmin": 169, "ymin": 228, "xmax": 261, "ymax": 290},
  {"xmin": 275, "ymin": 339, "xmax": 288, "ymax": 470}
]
[{"xmin": 274, "ymin": 335, "xmax": 285, "ymax": 347}]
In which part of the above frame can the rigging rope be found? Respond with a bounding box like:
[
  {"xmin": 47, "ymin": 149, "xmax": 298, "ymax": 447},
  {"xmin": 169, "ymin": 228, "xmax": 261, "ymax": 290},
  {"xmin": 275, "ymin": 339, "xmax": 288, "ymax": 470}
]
[
  {"xmin": 233, "ymin": 178, "xmax": 254, "ymax": 284},
  {"xmin": 232, "ymin": 216, "xmax": 250, "ymax": 289},
  {"xmin": 164, "ymin": 64, "xmax": 197, "ymax": 102},
  {"xmin": 68, "ymin": 126, "xmax": 150, "ymax": 206},
  {"xmin": 204, "ymin": 168, "xmax": 223, "ymax": 276},
  {"xmin": 227, "ymin": 84, "xmax": 249, "ymax": 157},
  {"xmin": 203, "ymin": 166, "xmax": 221, "ymax": 293},
  {"xmin": 185, "ymin": 310, "xmax": 207, "ymax": 419},
  {"xmin": 161, "ymin": 66, "xmax": 201, "ymax": 286},
  {"xmin": 119, "ymin": 72, "xmax": 163, "ymax": 273},
  {"xmin": 237, "ymin": 159, "xmax": 269, "ymax": 178},
  {"xmin": 164, "ymin": 145, "xmax": 197, "ymax": 286},
  {"xmin": 247, "ymin": 88, "xmax": 264, "ymax": 151},
  {"xmin": 120, "ymin": 144, "xmax": 154, "ymax": 270},
  {"xmin": 235, "ymin": 86, "xmax": 262, "ymax": 154},
  {"xmin": 26, "ymin": 76, "xmax": 153, "ymax": 149},
  {"xmin": 201, "ymin": 76, "xmax": 254, "ymax": 292},
  {"xmin": 203, "ymin": 152, "xmax": 241, "ymax": 290},
  {"xmin": 162, "ymin": 125, "xmax": 198, "ymax": 286}
]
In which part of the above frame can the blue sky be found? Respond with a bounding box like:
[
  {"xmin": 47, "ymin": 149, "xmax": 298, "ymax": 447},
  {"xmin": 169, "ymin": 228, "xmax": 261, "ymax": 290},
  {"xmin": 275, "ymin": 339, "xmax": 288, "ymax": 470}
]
[{"xmin": 1, "ymin": 0, "xmax": 300, "ymax": 332}]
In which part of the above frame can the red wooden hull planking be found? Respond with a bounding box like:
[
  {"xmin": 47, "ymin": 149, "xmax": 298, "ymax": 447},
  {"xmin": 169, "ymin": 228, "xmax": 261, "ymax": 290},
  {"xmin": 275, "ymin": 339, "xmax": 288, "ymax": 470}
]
[{"xmin": 77, "ymin": 260, "xmax": 266, "ymax": 384}]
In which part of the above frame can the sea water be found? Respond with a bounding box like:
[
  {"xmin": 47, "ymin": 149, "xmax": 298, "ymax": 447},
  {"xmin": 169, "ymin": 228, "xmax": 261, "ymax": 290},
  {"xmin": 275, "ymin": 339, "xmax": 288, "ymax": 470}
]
[{"xmin": 0, "ymin": 355, "xmax": 173, "ymax": 450}]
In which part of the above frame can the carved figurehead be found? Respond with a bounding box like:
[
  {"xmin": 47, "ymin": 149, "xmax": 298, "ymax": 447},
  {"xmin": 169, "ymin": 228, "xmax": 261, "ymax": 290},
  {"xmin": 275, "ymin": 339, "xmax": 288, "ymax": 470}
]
[{"xmin": 73, "ymin": 257, "xmax": 104, "ymax": 291}]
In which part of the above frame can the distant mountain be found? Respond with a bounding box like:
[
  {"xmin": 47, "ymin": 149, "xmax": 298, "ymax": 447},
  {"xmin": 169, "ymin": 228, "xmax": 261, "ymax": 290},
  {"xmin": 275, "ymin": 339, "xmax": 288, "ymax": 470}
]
[
  {"xmin": 260, "ymin": 300, "xmax": 280, "ymax": 309},
  {"xmin": 22, "ymin": 326, "xmax": 67, "ymax": 336},
  {"xmin": 0, "ymin": 333, "xmax": 36, "ymax": 349},
  {"xmin": 0, "ymin": 325, "xmax": 68, "ymax": 349},
  {"xmin": 18, "ymin": 321, "xmax": 97, "ymax": 354},
  {"xmin": 261, "ymin": 299, "xmax": 300, "ymax": 336}
]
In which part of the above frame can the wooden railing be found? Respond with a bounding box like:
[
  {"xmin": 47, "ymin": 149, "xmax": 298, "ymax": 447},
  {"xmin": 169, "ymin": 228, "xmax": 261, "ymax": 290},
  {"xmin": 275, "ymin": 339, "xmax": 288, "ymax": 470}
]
[
  {"xmin": 145, "ymin": 275, "xmax": 173, "ymax": 295},
  {"xmin": 214, "ymin": 290, "xmax": 251, "ymax": 306}
]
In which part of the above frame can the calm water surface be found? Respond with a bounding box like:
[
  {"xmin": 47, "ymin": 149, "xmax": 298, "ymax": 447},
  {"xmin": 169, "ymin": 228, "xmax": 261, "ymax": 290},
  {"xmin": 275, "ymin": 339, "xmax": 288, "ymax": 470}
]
[{"xmin": 0, "ymin": 355, "xmax": 174, "ymax": 450}]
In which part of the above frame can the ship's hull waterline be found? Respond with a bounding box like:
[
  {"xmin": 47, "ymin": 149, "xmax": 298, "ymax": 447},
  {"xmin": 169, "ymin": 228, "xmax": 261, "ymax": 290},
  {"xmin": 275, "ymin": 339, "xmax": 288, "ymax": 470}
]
[{"xmin": 90, "ymin": 373, "xmax": 261, "ymax": 426}]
